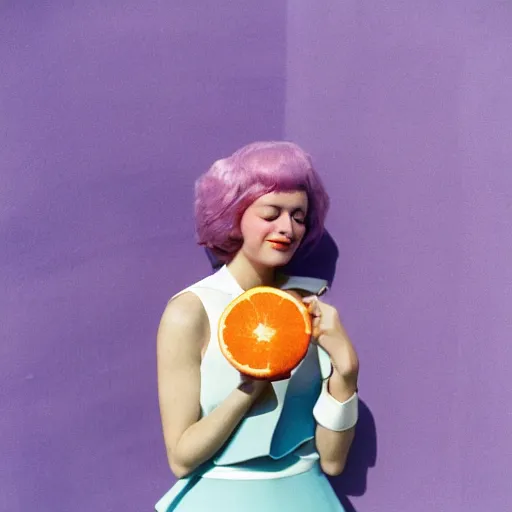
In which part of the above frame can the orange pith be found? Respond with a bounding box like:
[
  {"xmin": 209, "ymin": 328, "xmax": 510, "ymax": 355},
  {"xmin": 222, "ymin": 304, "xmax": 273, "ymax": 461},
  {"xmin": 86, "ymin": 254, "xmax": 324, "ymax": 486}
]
[{"xmin": 218, "ymin": 286, "xmax": 312, "ymax": 378}]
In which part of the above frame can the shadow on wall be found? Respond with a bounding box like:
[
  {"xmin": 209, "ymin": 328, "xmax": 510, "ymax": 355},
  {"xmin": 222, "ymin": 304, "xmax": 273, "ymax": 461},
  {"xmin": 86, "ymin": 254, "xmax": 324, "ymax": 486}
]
[
  {"xmin": 330, "ymin": 399, "xmax": 378, "ymax": 512},
  {"xmin": 282, "ymin": 230, "xmax": 339, "ymax": 286}
]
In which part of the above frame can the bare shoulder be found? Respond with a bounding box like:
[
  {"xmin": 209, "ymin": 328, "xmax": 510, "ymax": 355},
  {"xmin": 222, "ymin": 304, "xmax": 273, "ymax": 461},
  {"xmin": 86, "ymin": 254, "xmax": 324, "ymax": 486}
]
[
  {"xmin": 157, "ymin": 291, "xmax": 209, "ymax": 357},
  {"xmin": 160, "ymin": 291, "xmax": 207, "ymax": 329}
]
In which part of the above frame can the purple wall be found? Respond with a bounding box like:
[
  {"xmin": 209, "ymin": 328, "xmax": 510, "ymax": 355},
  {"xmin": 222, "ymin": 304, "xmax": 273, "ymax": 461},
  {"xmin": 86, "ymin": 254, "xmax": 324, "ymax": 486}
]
[
  {"xmin": 0, "ymin": 2, "xmax": 285, "ymax": 510},
  {"xmin": 286, "ymin": 2, "xmax": 512, "ymax": 511},
  {"xmin": 1, "ymin": 1, "xmax": 511, "ymax": 511}
]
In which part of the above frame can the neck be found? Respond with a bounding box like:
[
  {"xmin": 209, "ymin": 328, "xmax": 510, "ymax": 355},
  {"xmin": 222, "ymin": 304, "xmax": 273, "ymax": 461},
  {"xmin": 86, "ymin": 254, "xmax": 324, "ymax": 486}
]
[{"xmin": 226, "ymin": 253, "xmax": 275, "ymax": 290}]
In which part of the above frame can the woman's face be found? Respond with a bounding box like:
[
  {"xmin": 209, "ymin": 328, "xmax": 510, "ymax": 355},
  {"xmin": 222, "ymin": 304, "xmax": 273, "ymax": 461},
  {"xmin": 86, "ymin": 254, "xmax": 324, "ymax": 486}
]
[{"xmin": 238, "ymin": 190, "xmax": 308, "ymax": 268}]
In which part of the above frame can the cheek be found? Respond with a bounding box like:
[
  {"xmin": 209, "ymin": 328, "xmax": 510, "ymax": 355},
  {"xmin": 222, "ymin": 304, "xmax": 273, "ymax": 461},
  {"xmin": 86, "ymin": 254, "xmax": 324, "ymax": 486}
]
[
  {"xmin": 296, "ymin": 223, "xmax": 307, "ymax": 242},
  {"xmin": 240, "ymin": 216, "xmax": 271, "ymax": 241}
]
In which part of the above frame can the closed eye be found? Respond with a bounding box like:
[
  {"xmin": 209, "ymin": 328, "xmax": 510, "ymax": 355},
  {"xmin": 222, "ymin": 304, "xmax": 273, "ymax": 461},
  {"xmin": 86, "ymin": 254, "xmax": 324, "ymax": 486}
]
[
  {"xmin": 260, "ymin": 206, "xmax": 280, "ymax": 222},
  {"xmin": 259, "ymin": 206, "xmax": 307, "ymax": 224},
  {"xmin": 292, "ymin": 209, "xmax": 306, "ymax": 224}
]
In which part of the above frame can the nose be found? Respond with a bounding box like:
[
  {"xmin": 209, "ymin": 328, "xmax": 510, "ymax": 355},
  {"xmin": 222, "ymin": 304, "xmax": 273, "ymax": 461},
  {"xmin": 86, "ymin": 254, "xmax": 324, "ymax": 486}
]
[{"xmin": 275, "ymin": 213, "xmax": 293, "ymax": 237}]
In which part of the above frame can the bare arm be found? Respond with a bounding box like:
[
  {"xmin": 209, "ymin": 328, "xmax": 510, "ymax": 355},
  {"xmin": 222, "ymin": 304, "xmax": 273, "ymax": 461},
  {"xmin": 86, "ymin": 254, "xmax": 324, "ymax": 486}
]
[
  {"xmin": 314, "ymin": 345, "xmax": 358, "ymax": 476},
  {"xmin": 304, "ymin": 297, "xmax": 359, "ymax": 476},
  {"xmin": 157, "ymin": 292, "xmax": 268, "ymax": 478}
]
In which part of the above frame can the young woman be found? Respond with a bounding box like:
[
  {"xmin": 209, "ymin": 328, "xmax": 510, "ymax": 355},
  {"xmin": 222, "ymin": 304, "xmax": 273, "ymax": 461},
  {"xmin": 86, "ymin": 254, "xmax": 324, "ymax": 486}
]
[{"xmin": 156, "ymin": 142, "xmax": 359, "ymax": 511}]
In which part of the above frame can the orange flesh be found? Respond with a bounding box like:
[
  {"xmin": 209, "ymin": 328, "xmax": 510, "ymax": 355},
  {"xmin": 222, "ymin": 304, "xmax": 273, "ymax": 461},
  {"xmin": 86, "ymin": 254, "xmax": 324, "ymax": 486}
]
[{"xmin": 219, "ymin": 288, "xmax": 311, "ymax": 377}]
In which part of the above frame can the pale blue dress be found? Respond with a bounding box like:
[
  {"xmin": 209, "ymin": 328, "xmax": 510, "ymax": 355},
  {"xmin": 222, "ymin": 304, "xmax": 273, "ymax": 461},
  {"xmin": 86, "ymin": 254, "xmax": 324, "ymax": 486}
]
[{"xmin": 155, "ymin": 265, "xmax": 345, "ymax": 511}]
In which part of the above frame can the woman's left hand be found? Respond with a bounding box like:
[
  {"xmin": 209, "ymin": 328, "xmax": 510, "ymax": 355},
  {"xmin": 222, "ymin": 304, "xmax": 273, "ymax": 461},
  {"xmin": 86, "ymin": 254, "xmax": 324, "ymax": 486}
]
[{"xmin": 302, "ymin": 296, "xmax": 359, "ymax": 384}]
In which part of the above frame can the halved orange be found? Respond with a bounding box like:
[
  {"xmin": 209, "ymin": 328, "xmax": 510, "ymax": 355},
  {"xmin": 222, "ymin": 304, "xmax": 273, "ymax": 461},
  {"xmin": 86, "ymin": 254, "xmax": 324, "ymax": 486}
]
[{"xmin": 218, "ymin": 286, "xmax": 312, "ymax": 379}]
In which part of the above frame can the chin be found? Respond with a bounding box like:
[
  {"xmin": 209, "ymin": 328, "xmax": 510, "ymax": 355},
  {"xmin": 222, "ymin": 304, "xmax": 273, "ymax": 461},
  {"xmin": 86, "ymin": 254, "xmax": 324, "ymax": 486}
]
[
  {"xmin": 261, "ymin": 250, "xmax": 296, "ymax": 268},
  {"xmin": 243, "ymin": 247, "xmax": 297, "ymax": 269}
]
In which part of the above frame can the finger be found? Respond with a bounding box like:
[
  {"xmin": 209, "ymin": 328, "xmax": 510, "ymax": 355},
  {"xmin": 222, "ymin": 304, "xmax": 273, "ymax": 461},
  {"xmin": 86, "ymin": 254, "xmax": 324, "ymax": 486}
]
[
  {"xmin": 302, "ymin": 296, "xmax": 324, "ymax": 340},
  {"xmin": 302, "ymin": 295, "xmax": 315, "ymax": 308},
  {"xmin": 303, "ymin": 296, "xmax": 321, "ymax": 318}
]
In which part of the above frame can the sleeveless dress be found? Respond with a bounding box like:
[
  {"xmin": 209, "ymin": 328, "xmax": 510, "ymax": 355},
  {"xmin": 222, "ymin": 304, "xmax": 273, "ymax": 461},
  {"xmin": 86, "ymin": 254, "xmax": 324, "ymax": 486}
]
[{"xmin": 155, "ymin": 265, "xmax": 345, "ymax": 512}]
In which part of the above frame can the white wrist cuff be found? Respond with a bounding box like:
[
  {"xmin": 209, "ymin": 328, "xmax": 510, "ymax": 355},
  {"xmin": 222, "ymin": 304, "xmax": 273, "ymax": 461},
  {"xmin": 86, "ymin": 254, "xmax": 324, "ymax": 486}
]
[{"xmin": 313, "ymin": 379, "xmax": 358, "ymax": 431}]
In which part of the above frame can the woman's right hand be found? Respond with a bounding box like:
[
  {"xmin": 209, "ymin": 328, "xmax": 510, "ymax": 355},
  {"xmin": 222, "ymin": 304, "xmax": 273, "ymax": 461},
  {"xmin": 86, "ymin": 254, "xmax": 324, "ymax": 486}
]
[{"xmin": 238, "ymin": 373, "xmax": 271, "ymax": 396}]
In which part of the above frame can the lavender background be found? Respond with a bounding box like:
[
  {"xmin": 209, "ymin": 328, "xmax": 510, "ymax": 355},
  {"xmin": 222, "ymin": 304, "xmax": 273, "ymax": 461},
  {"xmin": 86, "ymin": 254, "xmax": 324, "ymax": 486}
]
[{"xmin": 1, "ymin": 1, "xmax": 511, "ymax": 511}]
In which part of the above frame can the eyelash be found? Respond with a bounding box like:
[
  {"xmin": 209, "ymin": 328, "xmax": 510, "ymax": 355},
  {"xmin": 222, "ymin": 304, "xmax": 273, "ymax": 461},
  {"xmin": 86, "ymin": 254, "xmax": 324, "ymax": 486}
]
[{"xmin": 262, "ymin": 214, "xmax": 305, "ymax": 224}]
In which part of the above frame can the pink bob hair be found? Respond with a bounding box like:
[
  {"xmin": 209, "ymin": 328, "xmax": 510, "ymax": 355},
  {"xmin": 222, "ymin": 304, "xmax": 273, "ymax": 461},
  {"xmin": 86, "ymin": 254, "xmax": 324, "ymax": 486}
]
[{"xmin": 195, "ymin": 141, "xmax": 330, "ymax": 262}]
